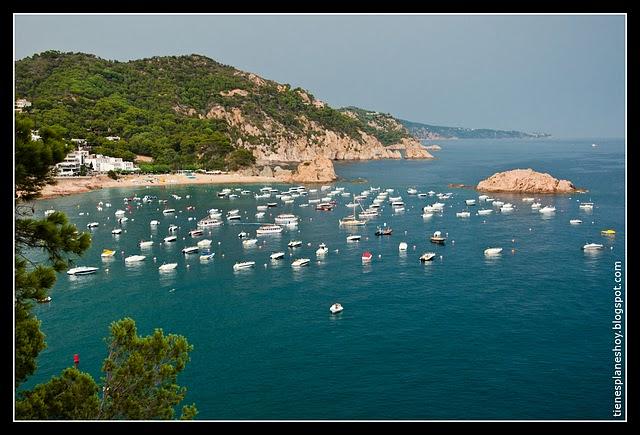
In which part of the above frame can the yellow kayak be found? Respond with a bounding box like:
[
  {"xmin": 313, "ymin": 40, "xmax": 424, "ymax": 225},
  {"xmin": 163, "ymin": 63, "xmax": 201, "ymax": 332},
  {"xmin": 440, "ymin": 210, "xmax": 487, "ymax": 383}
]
[
  {"xmin": 101, "ymin": 249, "xmax": 116, "ymax": 257},
  {"xmin": 601, "ymin": 229, "xmax": 616, "ymax": 236}
]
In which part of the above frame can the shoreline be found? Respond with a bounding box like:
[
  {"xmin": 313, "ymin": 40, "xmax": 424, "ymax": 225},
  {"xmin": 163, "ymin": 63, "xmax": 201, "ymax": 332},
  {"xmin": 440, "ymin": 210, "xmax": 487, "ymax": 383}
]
[{"xmin": 38, "ymin": 173, "xmax": 286, "ymax": 200}]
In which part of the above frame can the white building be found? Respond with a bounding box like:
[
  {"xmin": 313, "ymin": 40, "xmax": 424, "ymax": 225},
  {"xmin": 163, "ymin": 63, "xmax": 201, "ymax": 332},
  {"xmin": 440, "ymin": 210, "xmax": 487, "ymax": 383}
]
[
  {"xmin": 15, "ymin": 99, "xmax": 32, "ymax": 112},
  {"xmin": 55, "ymin": 150, "xmax": 138, "ymax": 176},
  {"xmin": 105, "ymin": 136, "xmax": 121, "ymax": 141},
  {"xmin": 71, "ymin": 138, "xmax": 87, "ymax": 145},
  {"xmin": 55, "ymin": 150, "xmax": 90, "ymax": 176},
  {"xmin": 30, "ymin": 130, "xmax": 41, "ymax": 141}
]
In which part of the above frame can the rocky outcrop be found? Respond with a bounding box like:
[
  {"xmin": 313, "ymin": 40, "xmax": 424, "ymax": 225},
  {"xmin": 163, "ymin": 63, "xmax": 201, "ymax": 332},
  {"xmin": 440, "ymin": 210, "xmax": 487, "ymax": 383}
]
[
  {"xmin": 220, "ymin": 89, "xmax": 249, "ymax": 97},
  {"xmin": 477, "ymin": 168, "xmax": 577, "ymax": 193},
  {"xmin": 386, "ymin": 138, "xmax": 435, "ymax": 159},
  {"xmin": 281, "ymin": 156, "xmax": 337, "ymax": 183}
]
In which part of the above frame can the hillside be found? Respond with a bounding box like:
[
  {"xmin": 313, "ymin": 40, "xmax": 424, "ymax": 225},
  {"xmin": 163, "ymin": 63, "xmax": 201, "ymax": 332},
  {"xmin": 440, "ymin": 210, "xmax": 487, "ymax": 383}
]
[
  {"xmin": 399, "ymin": 119, "xmax": 551, "ymax": 140},
  {"xmin": 15, "ymin": 51, "xmax": 432, "ymax": 170}
]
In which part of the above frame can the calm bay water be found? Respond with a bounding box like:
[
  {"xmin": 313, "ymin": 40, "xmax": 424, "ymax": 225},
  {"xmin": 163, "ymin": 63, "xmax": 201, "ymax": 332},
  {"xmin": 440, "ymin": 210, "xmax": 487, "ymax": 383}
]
[{"xmin": 24, "ymin": 138, "xmax": 625, "ymax": 419}]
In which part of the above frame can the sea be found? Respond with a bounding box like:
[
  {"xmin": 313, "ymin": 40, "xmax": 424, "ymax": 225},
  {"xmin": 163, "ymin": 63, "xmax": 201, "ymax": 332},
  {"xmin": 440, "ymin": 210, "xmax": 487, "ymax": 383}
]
[{"xmin": 22, "ymin": 138, "xmax": 626, "ymax": 420}]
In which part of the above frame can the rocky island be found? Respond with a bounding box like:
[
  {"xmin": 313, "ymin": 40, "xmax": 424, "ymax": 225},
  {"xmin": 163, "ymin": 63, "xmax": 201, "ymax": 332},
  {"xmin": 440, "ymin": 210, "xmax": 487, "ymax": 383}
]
[{"xmin": 476, "ymin": 168, "xmax": 578, "ymax": 193}]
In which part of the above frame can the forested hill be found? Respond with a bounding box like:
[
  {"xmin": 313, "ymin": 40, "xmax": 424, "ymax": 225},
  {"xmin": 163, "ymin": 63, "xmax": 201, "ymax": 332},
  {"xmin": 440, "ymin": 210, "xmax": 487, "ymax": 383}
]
[
  {"xmin": 15, "ymin": 51, "xmax": 425, "ymax": 169},
  {"xmin": 399, "ymin": 118, "xmax": 551, "ymax": 140}
]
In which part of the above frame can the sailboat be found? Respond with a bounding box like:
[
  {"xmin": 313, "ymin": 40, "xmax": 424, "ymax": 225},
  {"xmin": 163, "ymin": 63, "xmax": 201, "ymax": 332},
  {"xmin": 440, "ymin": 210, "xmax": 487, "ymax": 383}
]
[{"xmin": 339, "ymin": 194, "xmax": 367, "ymax": 226}]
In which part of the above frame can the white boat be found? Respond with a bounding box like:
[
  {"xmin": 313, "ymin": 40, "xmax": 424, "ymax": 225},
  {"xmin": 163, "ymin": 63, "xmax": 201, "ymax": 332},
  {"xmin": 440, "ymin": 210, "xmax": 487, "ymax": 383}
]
[
  {"xmin": 492, "ymin": 201, "xmax": 504, "ymax": 207},
  {"xmin": 209, "ymin": 210, "xmax": 223, "ymax": 218},
  {"xmin": 67, "ymin": 266, "xmax": 99, "ymax": 275},
  {"xmin": 432, "ymin": 202, "xmax": 445, "ymax": 210},
  {"xmin": 427, "ymin": 191, "xmax": 435, "ymax": 196},
  {"xmin": 478, "ymin": 209, "xmax": 493, "ymax": 215},
  {"xmin": 117, "ymin": 216, "xmax": 128, "ymax": 223},
  {"xmin": 399, "ymin": 242, "xmax": 408, "ymax": 251},
  {"xmin": 139, "ymin": 240, "xmax": 154, "ymax": 248},
  {"xmin": 198, "ymin": 217, "xmax": 223, "ymax": 227},
  {"xmin": 101, "ymin": 249, "xmax": 116, "ymax": 258},
  {"xmin": 256, "ymin": 205, "xmax": 269, "ymax": 211},
  {"xmin": 478, "ymin": 195, "xmax": 489, "ymax": 201},
  {"xmin": 274, "ymin": 214, "xmax": 299, "ymax": 225},
  {"xmin": 570, "ymin": 219, "xmax": 583, "ymax": 225},
  {"xmin": 233, "ymin": 261, "xmax": 256, "ymax": 271},
  {"xmin": 465, "ymin": 199, "xmax": 476, "ymax": 206},
  {"xmin": 255, "ymin": 193, "xmax": 271, "ymax": 199},
  {"xmin": 389, "ymin": 196, "xmax": 403, "ymax": 202},
  {"xmin": 228, "ymin": 194, "xmax": 239, "ymax": 199},
  {"xmin": 181, "ymin": 246, "xmax": 199, "ymax": 254},
  {"xmin": 456, "ymin": 211, "xmax": 471, "ymax": 218},
  {"xmin": 124, "ymin": 255, "xmax": 146, "ymax": 263},
  {"xmin": 407, "ymin": 188, "xmax": 418, "ymax": 195},
  {"xmin": 242, "ymin": 238, "xmax": 258, "ymax": 247},
  {"xmin": 418, "ymin": 193, "xmax": 428, "ymax": 198},
  {"xmin": 423, "ymin": 205, "xmax": 435, "ymax": 213},
  {"xmin": 500, "ymin": 204, "xmax": 514, "ymax": 212},
  {"xmin": 288, "ymin": 240, "xmax": 303, "ymax": 248},
  {"xmin": 115, "ymin": 210, "xmax": 126, "ymax": 217},
  {"xmin": 579, "ymin": 202, "xmax": 594, "ymax": 210},
  {"xmin": 393, "ymin": 207, "xmax": 405, "ymax": 213},
  {"xmin": 291, "ymin": 258, "xmax": 311, "ymax": 267},
  {"xmin": 162, "ymin": 209, "xmax": 176, "ymax": 215},
  {"xmin": 330, "ymin": 303, "xmax": 343, "ymax": 314},
  {"xmin": 270, "ymin": 252, "xmax": 285, "ymax": 260},
  {"xmin": 539, "ymin": 206, "xmax": 556, "ymax": 214},
  {"xmin": 321, "ymin": 185, "xmax": 332, "ymax": 191},
  {"xmin": 238, "ymin": 231, "xmax": 250, "ymax": 238},
  {"xmin": 227, "ymin": 215, "xmax": 242, "ymax": 221},
  {"xmin": 484, "ymin": 247, "xmax": 503, "ymax": 256},
  {"xmin": 164, "ymin": 235, "xmax": 177, "ymax": 242},
  {"xmin": 522, "ymin": 197, "xmax": 535, "ymax": 202},
  {"xmin": 531, "ymin": 202, "xmax": 542, "ymax": 209},
  {"xmin": 419, "ymin": 252, "xmax": 436, "ymax": 262},
  {"xmin": 87, "ymin": 222, "xmax": 99, "ymax": 228},
  {"xmin": 199, "ymin": 253, "xmax": 215, "ymax": 261},
  {"xmin": 227, "ymin": 209, "xmax": 240, "ymax": 215},
  {"xmin": 168, "ymin": 224, "xmax": 179, "ymax": 232},
  {"xmin": 430, "ymin": 231, "xmax": 446, "ymax": 244},
  {"xmin": 359, "ymin": 210, "xmax": 378, "ymax": 218},
  {"xmin": 44, "ymin": 209, "xmax": 56, "ymax": 217},
  {"xmin": 150, "ymin": 220, "xmax": 160, "ymax": 227},
  {"xmin": 256, "ymin": 225, "xmax": 283, "ymax": 235},
  {"xmin": 189, "ymin": 229, "xmax": 204, "ymax": 237},
  {"xmin": 346, "ymin": 235, "xmax": 361, "ymax": 242},
  {"xmin": 422, "ymin": 212, "xmax": 434, "ymax": 218},
  {"xmin": 316, "ymin": 243, "xmax": 328, "ymax": 256},
  {"xmin": 260, "ymin": 186, "xmax": 272, "ymax": 192},
  {"xmin": 582, "ymin": 243, "xmax": 604, "ymax": 250},
  {"xmin": 159, "ymin": 263, "xmax": 178, "ymax": 271},
  {"xmin": 197, "ymin": 239, "xmax": 212, "ymax": 248},
  {"xmin": 111, "ymin": 229, "xmax": 122, "ymax": 235},
  {"xmin": 255, "ymin": 212, "xmax": 266, "ymax": 218}
]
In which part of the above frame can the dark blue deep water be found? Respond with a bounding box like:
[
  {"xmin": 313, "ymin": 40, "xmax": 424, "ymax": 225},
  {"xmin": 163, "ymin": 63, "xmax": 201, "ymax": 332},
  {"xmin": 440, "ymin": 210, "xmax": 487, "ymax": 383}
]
[{"xmin": 24, "ymin": 138, "xmax": 625, "ymax": 419}]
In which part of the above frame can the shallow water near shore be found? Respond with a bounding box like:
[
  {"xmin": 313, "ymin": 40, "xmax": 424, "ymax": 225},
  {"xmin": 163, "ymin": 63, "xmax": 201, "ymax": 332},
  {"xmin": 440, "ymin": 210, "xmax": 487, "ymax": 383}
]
[{"xmin": 24, "ymin": 138, "xmax": 625, "ymax": 419}]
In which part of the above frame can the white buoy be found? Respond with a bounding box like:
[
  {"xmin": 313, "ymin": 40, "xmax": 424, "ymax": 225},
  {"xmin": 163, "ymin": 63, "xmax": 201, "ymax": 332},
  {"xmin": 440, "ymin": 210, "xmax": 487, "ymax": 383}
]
[{"xmin": 153, "ymin": 257, "xmax": 157, "ymax": 262}]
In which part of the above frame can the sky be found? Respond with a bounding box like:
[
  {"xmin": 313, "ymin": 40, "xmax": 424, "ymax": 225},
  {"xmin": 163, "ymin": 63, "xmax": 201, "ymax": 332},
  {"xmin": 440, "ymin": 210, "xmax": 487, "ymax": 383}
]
[{"xmin": 14, "ymin": 14, "xmax": 625, "ymax": 138}]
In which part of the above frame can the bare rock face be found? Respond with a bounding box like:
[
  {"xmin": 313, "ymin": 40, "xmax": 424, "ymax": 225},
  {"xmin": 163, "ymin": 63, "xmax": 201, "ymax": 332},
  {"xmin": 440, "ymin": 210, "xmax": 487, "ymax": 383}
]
[
  {"xmin": 284, "ymin": 155, "xmax": 337, "ymax": 183},
  {"xmin": 259, "ymin": 165, "xmax": 274, "ymax": 177},
  {"xmin": 402, "ymin": 138, "xmax": 435, "ymax": 159},
  {"xmin": 477, "ymin": 168, "xmax": 577, "ymax": 193}
]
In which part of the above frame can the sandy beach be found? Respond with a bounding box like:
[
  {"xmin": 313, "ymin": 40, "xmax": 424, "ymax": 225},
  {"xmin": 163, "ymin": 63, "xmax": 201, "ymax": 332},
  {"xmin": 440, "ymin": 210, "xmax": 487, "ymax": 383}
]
[{"xmin": 39, "ymin": 173, "xmax": 284, "ymax": 199}]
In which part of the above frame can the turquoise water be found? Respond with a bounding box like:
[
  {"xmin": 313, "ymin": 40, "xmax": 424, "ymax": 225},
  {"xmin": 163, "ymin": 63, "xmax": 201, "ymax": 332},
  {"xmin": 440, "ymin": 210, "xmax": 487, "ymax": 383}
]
[{"xmin": 24, "ymin": 138, "xmax": 625, "ymax": 420}]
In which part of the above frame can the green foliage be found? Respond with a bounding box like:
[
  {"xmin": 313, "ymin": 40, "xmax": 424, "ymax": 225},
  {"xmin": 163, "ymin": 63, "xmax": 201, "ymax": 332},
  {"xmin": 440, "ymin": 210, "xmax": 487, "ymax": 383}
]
[
  {"xmin": 16, "ymin": 368, "xmax": 100, "ymax": 420},
  {"xmin": 138, "ymin": 163, "xmax": 172, "ymax": 174},
  {"xmin": 107, "ymin": 170, "xmax": 118, "ymax": 180},
  {"xmin": 97, "ymin": 318, "xmax": 196, "ymax": 420},
  {"xmin": 226, "ymin": 148, "xmax": 256, "ymax": 171}
]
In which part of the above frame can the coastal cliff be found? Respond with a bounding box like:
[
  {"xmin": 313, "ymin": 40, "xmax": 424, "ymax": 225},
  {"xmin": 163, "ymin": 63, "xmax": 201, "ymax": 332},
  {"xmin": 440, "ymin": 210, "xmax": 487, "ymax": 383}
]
[{"xmin": 477, "ymin": 168, "xmax": 577, "ymax": 193}]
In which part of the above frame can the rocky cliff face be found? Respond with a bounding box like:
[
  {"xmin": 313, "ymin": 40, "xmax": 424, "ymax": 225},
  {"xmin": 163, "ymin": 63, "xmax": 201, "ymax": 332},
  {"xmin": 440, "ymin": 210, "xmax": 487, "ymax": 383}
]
[
  {"xmin": 476, "ymin": 168, "xmax": 577, "ymax": 193},
  {"xmin": 386, "ymin": 138, "xmax": 435, "ymax": 159},
  {"xmin": 278, "ymin": 155, "xmax": 338, "ymax": 183}
]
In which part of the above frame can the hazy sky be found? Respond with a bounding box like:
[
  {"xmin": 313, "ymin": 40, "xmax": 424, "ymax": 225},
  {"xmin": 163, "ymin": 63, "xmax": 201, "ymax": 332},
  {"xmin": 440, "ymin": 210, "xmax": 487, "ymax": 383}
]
[{"xmin": 14, "ymin": 14, "xmax": 625, "ymax": 138}]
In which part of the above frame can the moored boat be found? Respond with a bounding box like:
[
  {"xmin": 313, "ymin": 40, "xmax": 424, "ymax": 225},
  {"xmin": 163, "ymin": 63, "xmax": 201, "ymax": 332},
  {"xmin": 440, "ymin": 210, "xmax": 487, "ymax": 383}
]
[
  {"xmin": 124, "ymin": 255, "xmax": 146, "ymax": 263},
  {"xmin": 67, "ymin": 266, "xmax": 99, "ymax": 275},
  {"xmin": 291, "ymin": 258, "xmax": 311, "ymax": 267},
  {"xmin": 430, "ymin": 231, "xmax": 446, "ymax": 244},
  {"xmin": 233, "ymin": 261, "xmax": 255, "ymax": 271},
  {"xmin": 484, "ymin": 247, "xmax": 503, "ymax": 256},
  {"xmin": 330, "ymin": 303, "xmax": 344, "ymax": 314},
  {"xmin": 158, "ymin": 263, "xmax": 178, "ymax": 271},
  {"xmin": 419, "ymin": 252, "xmax": 436, "ymax": 262}
]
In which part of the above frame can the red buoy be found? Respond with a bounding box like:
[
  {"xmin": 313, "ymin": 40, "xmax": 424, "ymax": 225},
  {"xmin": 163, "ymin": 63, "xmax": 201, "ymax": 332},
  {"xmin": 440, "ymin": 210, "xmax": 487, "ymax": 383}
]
[{"xmin": 74, "ymin": 354, "xmax": 79, "ymax": 366}]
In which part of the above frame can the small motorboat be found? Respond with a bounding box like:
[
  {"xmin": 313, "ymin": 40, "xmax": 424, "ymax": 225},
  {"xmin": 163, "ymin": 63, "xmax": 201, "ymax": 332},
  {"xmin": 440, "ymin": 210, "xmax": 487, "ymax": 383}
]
[
  {"xmin": 255, "ymin": 212, "xmax": 266, "ymax": 218},
  {"xmin": 361, "ymin": 251, "xmax": 373, "ymax": 262},
  {"xmin": 579, "ymin": 202, "xmax": 594, "ymax": 210},
  {"xmin": 291, "ymin": 258, "xmax": 311, "ymax": 267},
  {"xmin": 478, "ymin": 195, "xmax": 489, "ymax": 201},
  {"xmin": 569, "ymin": 219, "xmax": 583, "ymax": 225},
  {"xmin": 316, "ymin": 243, "xmax": 328, "ymax": 256},
  {"xmin": 492, "ymin": 201, "xmax": 504, "ymax": 207},
  {"xmin": 233, "ymin": 261, "xmax": 255, "ymax": 271},
  {"xmin": 270, "ymin": 252, "xmax": 285, "ymax": 260},
  {"xmin": 500, "ymin": 204, "xmax": 514, "ymax": 213},
  {"xmin": 101, "ymin": 249, "xmax": 116, "ymax": 258},
  {"xmin": 227, "ymin": 215, "xmax": 242, "ymax": 221},
  {"xmin": 168, "ymin": 224, "xmax": 179, "ymax": 232},
  {"xmin": 465, "ymin": 199, "xmax": 476, "ymax": 206},
  {"xmin": 162, "ymin": 208, "xmax": 176, "ymax": 215},
  {"xmin": 484, "ymin": 247, "xmax": 503, "ymax": 256},
  {"xmin": 407, "ymin": 188, "xmax": 418, "ymax": 195},
  {"xmin": 267, "ymin": 202, "xmax": 278, "ymax": 208},
  {"xmin": 478, "ymin": 209, "xmax": 493, "ymax": 215},
  {"xmin": 199, "ymin": 253, "xmax": 215, "ymax": 261},
  {"xmin": 330, "ymin": 303, "xmax": 344, "ymax": 314},
  {"xmin": 197, "ymin": 239, "xmax": 212, "ymax": 248},
  {"xmin": 375, "ymin": 227, "xmax": 392, "ymax": 236},
  {"xmin": 430, "ymin": 231, "xmax": 446, "ymax": 244},
  {"xmin": 150, "ymin": 220, "xmax": 160, "ymax": 226},
  {"xmin": 531, "ymin": 202, "xmax": 542, "ymax": 209},
  {"xmin": 67, "ymin": 266, "xmax": 99, "ymax": 275},
  {"xmin": 181, "ymin": 246, "xmax": 199, "ymax": 254},
  {"xmin": 347, "ymin": 235, "xmax": 361, "ymax": 242},
  {"xmin": 456, "ymin": 211, "xmax": 471, "ymax": 218},
  {"xmin": 189, "ymin": 229, "xmax": 204, "ymax": 237},
  {"xmin": 242, "ymin": 238, "xmax": 258, "ymax": 247},
  {"xmin": 86, "ymin": 222, "xmax": 99, "ymax": 228},
  {"xmin": 539, "ymin": 206, "xmax": 556, "ymax": 214},
  {"xmin": 164, "ymin": 235, "xmax": 177, "ymax": 242},
  {"xmin": 158, "ymin": 263, "xmax": 178, "ymax": 271},
  {"xmin": 238, "ymin": 231, "xmax": 250, "ymax": 238},
  {"xmin": 601, "ymin": 229, "xmax": 616, "ymax": 236},
  {"xmin": 419, "ymin": 252, "xmax": 436, "ymax": 262},
  {"xmin": 522, "ymin": 197, "xmax": 535, "ymax": 202},
  {"xmin": 111, "ymin": 229, "xmax": 122, "ymax": 235},
  {"xmin": 124, "ymin": 255, "xmax": 146, "ymax": 263},
  {"xmin": 422, "ymin": 212, "xmax": 434, "ymax": 218},
  {"xmin": 288, "ymin": 240, "xmax": 303, "ymax": 248},
  {"xmin": 115, "ymin": 210, "xmax": 126, "ymax": 217},
  {"xmin": 582, "ymin": 243, "xmax": 604, "ymax": 251},
  {"xmin": 139, "ymin": 240, "xmax": 154, "ymax": 248},
  {"xmin": 399, "ymin": 242, "xmax": 408, "ymax": 251}
]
